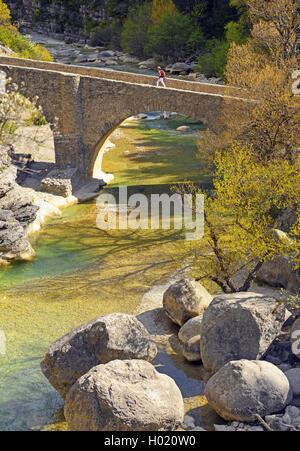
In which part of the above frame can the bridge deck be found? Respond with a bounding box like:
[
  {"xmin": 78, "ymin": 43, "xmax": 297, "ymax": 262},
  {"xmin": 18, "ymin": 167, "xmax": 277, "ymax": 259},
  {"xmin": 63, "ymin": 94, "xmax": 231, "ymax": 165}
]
[{"xmin": 0, "ymin": 56, "xmax": 245, "ymax": 98}]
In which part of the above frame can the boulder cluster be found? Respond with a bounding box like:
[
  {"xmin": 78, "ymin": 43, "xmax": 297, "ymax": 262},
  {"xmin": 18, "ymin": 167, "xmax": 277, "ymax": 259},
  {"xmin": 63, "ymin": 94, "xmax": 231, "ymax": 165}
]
[
  {"xmin": 41, "ymin": 313, "xmax": 184, "ymax": 431},
  {"xmin": 42, "ymin": 277, "xmax": 300, "ymax": 432},
  {"xmin": 165, "ymin": 279, "xmax": 300, "ymax": 432}
]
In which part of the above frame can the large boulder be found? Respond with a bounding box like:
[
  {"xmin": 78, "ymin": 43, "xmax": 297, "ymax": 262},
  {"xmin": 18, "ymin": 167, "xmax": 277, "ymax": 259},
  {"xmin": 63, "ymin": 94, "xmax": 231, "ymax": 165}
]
[
  {"xmin": 257, "ymin": 256, "xmax": 300, "ymax": 294},
  {"xmin": 40, "ymin": 168, "xmax": 78, "ymax": 197},
  {"xmin": 99, "ymin": 50, "xmax": 116, "ymax": 58},
  {"xmin": 291, "ymin": 318, "xmax": 300, "ymax": 360},
  {"xmin": 205, "ymin": 360, "xmax": 290, "ymax": 422},
  {"xmin": 138, "ymin": 58, "xmax": 156, "ymax": 69},
  {"xmin": 169, "ymin": 63, "xmax": 192, "ymax": 74},
  {"xmin": 163, "ymin": 279, "xmax": 212, "ymax": 326},
  {"xmin": 41, "ymin": 314, "xmax": 157, "ymax": 398},
  {"xmin": 64, "ymin": 360, "xmax": 184, "ymax": 431},
  {"xmin": 178, "ymin": 315, "xmax": 202, "ymax": 362},
  {"xmin": 200, "ymin": 292, "xmax": 286, "ymax": 374}
]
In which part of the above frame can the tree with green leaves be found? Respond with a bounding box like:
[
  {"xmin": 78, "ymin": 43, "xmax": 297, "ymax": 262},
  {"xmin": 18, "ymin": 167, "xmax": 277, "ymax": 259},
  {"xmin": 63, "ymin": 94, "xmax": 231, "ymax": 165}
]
[
  {"xmin": 151, "ymin": 0, "xmax": 177, "ymax": 23},
  {"xmin": 192, "ymin": 0, "xmax": 300, "ymax": 293},
  {"xmin": 120, "ymin": 2, "xmax": 152, "ymax": 58},
  {"xmin": 146, "ymin": 9, "xmax": 205, "ymax": 62}
]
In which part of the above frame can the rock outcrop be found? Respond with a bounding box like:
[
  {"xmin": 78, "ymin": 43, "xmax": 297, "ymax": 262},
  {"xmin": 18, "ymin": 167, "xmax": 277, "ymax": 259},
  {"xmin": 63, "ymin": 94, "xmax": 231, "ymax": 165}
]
[
  {"xmin": 200, "ymin": 292, "xmax": 286, "ymax": 374},
  {"xmin": 163, "ymin": 279, "xmax": 212, "ymax": 327},
  {"xmin": 0, "ymin": 146, "xmax": 38, "ymax": 264},
  {"xmin": 291, "ymin": 318, "xmax": 300, "ymax": 360},
  {"xmin": 64, "ymin": 359, "xmax": 184, "ymax": 431},
  {"xmin": 205, "ymin": 360, "xmax": 290, "ymax": 422},
  {"xmin": 41, "ymin": 313, "xmax": 157, "ymax": 398}
]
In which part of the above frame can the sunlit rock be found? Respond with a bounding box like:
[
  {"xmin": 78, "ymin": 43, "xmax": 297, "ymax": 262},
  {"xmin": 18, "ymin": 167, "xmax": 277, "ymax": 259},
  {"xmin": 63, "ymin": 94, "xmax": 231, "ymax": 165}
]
[
  {"xmin": 205, "ymin": 360, "xmax": 290, "ymax": 422},
  {"xmin": 163, "ymin": 279, "xmax": 212, "ymax": 326},
  {"xmin": 41, "ymin": 313, "xmax": 157, "ymax": 398},
  {"xmin": 64, "ymin": 360, "xmax": 184, "ymax": 431},
  {"xmin": 200, "ymin": 292, "xmax": 286, "ymax": 374}
]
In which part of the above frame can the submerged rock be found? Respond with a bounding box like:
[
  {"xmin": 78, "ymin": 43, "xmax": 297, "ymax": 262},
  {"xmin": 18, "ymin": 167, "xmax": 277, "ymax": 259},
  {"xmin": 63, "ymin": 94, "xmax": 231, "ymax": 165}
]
[
  {"xmin": 205, "ymin": 360, "xmax": 290, "ymax": 422},
  {"xmin": 64, "ymin": 360, "xmax": 184, "ymax": 431},
  {"xmin": 200, "ymin": 292, "xmax": 286, "ymax": 374},
  {"xmin": 163, "ymin": 279, "xmax": 212, "ymax": 327},
  {"xmin": 41, "ymin": 313, "xmax": 157, "ymax": 398}
]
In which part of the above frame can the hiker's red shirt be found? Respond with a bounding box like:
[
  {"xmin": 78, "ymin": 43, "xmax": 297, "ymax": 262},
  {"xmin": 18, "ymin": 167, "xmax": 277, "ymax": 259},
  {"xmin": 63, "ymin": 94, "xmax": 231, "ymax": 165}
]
[{"xmin": 159, "ymin": 70, "xmax": 166, "ymax": 78}]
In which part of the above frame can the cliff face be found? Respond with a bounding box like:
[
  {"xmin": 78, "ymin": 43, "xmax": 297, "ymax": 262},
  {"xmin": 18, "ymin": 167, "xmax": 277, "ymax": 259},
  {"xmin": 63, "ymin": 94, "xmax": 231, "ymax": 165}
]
[
  {"xmin": 0, "ymin": 145, "xmax": 38, "ymax": 265},
  {"xmin": 8, "ymin": 1, "xmax": 107, "ymax": 38}
]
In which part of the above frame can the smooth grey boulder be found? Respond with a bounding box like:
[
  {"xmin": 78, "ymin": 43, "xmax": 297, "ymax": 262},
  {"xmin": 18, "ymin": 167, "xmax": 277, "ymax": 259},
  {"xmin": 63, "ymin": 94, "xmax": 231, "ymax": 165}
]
[
  {"xmin": 205, "ymin": 360, "xmax": 290, "ymax": 422},
  {"xmin": 200, "ymin": 292, "xmax": 286, "ymax": 374},
  {"xmin": 257, "ymin": 256, "xmax": 300, "ymax": 294},
  {"xmin": 64, "ymin": 360, "xmax": 184, "ymax": 431},
  {"xmin": 41, "ymin": 313, "xmax": 157, "ymax": 398},
  {"xmin": 163, "ymin": 279, "xmax": 212, "ymax": 327},
  {"xmin": 170, "ymin": 63, "xmax": 192, "ymax": 74},
  {"xmin": 176, "ymin": 126, "xmax": 191, "ymax": 132},
  {"xmin": 178, "ymin": 315, "xmax": 202, "ymax": 362}
]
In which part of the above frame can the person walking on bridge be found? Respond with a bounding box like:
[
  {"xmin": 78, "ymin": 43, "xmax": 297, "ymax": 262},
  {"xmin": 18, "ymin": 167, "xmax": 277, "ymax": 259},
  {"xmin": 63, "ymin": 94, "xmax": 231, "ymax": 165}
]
[{"xmin": 156, "ymin": 66, "xmax": 167, "ymax": 88}]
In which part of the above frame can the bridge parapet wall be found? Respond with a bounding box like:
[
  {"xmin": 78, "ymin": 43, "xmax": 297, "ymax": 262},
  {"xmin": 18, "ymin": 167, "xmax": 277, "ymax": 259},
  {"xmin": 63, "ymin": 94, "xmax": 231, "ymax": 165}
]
[{"xmin": 0, "ymin": 56, "xmax": 243, "ymax": 97}]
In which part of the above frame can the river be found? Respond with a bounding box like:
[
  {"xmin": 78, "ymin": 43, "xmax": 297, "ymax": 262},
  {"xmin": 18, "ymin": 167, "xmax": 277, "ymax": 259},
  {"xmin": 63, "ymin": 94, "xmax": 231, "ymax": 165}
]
[{"xmin": 0, "ymin": 104, "xmax": 220, "ymax": 429}]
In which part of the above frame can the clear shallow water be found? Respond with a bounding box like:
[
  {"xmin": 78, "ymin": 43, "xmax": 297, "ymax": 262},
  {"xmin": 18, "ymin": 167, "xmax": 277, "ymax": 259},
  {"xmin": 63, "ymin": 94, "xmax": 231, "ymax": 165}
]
[{"xmin": 0, "ymin": 116, "xmax": 217, "ymax": 431}]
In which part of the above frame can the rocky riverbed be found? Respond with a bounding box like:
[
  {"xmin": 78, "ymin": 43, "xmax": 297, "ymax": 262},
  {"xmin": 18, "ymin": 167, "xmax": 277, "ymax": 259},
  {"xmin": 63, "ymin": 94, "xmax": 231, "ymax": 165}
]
[
  {"xmin": 26, "ymin": 31, "xmax": 223, "ymax": 85},
  {"xmin": 40, "ymin": 277, "xmax": 300, "ymax": 432}
]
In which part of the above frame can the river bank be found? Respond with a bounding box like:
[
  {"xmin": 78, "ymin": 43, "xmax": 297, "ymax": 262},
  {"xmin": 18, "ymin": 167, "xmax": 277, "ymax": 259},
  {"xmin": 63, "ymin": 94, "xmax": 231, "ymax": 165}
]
[
  {"xmin": 25, "ymin": 31, "xmax": 223, "ymax": 85},
  {"xmin": 0, "ymin": 111, "xmax": 214, "ymax": 431}
]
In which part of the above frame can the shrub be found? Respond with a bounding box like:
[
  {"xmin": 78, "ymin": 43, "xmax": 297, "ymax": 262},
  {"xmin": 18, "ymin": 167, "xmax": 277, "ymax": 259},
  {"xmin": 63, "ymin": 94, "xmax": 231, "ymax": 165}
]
[
  {"xmin": 197, "ymin": 39, "xmax": 229, "ymax": 78},
  {"xmin": 121, "ymin": 3, "xmax": 152, "ymax": 57},
  {"xmin": 146, "ymin": 11, "xmax": 205, "ymax": 62}
]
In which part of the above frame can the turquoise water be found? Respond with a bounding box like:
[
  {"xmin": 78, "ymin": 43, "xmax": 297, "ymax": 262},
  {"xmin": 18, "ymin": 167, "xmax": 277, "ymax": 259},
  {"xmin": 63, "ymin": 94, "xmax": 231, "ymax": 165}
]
[{"xmin": 0, "ymin": 116, "xmax": 217, "ymax": 431}]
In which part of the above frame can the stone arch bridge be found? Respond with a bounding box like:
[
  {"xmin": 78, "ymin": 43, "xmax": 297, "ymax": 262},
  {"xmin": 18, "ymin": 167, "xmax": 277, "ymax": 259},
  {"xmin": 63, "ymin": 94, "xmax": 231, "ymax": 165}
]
[{"xmin": 0, "ymin": 56, "xmax": 250, "ymax": 186}]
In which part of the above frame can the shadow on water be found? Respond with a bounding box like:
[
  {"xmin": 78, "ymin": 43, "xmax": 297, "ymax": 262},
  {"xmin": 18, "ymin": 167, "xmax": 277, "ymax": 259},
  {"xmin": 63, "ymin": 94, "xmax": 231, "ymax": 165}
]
[{"xmin": 0, "ymin": 113, "xmax": 214, "ymax": 431}]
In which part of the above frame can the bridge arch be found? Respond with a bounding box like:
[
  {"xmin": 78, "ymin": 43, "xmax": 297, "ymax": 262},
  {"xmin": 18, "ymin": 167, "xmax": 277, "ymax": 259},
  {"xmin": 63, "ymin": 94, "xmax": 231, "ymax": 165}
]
[
  {"xmin": 0, "ymin": 57, "xmax": 250, "ymax": 185},
  {"xmin": 89, "ymin": 110, "xmax": 205, "ymax": 181}
]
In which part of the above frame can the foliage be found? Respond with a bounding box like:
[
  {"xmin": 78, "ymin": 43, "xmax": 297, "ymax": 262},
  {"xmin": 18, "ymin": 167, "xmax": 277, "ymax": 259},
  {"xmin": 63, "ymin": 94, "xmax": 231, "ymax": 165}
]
[
  {"xmin": 146, "ymin": 10, "xmax": 205, "ymax": 62},
  {"xmin": 197, "ymin": 39, "xmax": 229, "ymax": 78},
  {"xmin": 0, "ymin": 0, "xmax": 11, "ymax": 25},
  {"xmin": 0, "ymin": 0, "xmax": 52, "ymax": 61},
  {"xmin": 9, "ymin": 0, "xmax": 247, "ymax": 71},
  {"xmin": 0, "ymin": 78, "xmax": 47, "ymax": 147},
  {"xmin": 193, "ymin": 0, "xmax": 300, "ymax": 292},
  {"xmin": 190, "ymin": 144, "xmax": 300, "ymax": 293},
  {"xmin": 120, "ymin": 2, "xmax": 152, "ymax": 58},
  {"xmin": 89, "ymin": 19, "xmax": 122, "ymax": 48},
  {"xmin": 151, "ymin": 0, "xmax": 177, "ymax": 24}
]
